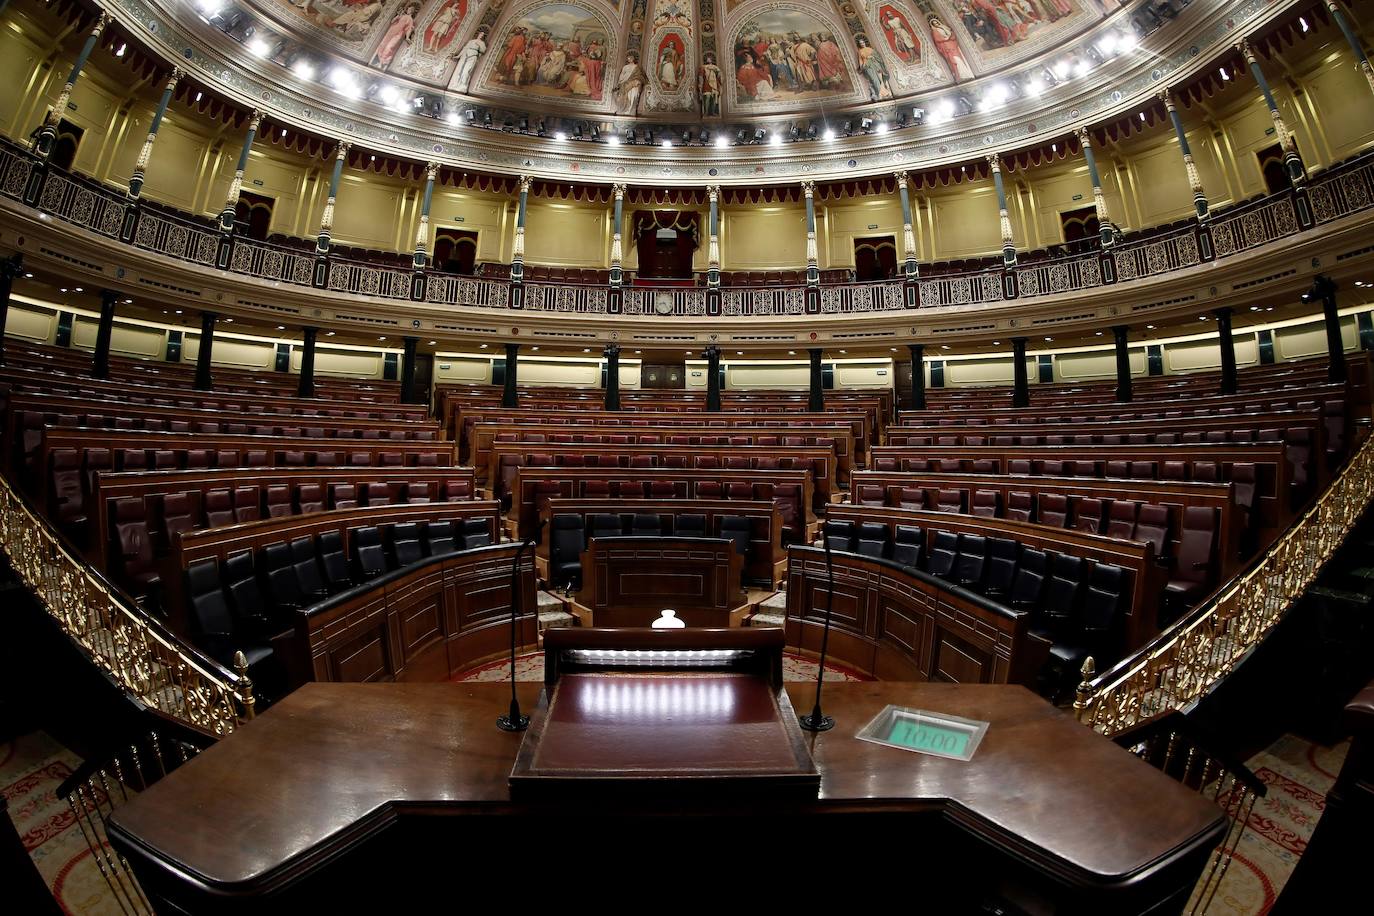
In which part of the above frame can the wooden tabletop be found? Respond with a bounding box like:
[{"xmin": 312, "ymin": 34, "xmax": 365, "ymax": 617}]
[{"xmin": 108, "ymin": 681, "xmax": 1224, "ymax": 896}]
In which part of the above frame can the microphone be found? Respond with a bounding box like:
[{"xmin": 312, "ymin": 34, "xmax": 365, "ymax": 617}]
[
  {"xmin": 799, "ymin": 521, "xmax": 836, "ymax": 732},
  {"xmin": 497, "ymin": 518, "xmax": 547, "ymax": 732}
]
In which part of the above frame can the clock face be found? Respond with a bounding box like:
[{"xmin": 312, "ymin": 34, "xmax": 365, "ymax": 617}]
[{"xmin": 654, "ymin": 291, "xmax": 673, "ymax": 315}]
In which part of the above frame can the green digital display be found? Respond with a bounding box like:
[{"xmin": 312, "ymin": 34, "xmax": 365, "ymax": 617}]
[
  {"xmin": 856, "ymin": 706, "xmax": 989, "ymax": 761},
  {"xmin": 885, "ymin": 718, "xmax": 971, "ymax": 758}
]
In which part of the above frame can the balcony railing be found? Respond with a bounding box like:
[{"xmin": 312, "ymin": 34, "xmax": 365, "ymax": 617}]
[{"xmin": 2, "ymin": 136, "xmax": 1373, "ymax": 319}]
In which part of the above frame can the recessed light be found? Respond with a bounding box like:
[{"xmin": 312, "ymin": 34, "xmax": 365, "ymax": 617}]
[
  {"xmin": 661, "ymin": 139, "xmax": 672, "ymax": 149},
  {"xmin": 378, "ymin": 336, "xmax": 387, "ymax": 341},
  {"xmin": 325, "ymin": 330, "xmax": 335, "ymax": 336},
  {"xmin": 276, "ymin": 325, "xmax": 285, "ymax": 330},
  {"xmin": 531, "ymin": 346, "xmax": 540, "ymax": 351},
  {"xmin": 788, "ymin": 350, "xmax": 796, "ymax": 355},
  {"xmin": 736, "ymin": 350, "xmax": 744, "ymax": 355},
  {"xmin": 23, "ymin": 272, "xmax": 32, "ymax": 278},
  {"xmin": 582, "ymin": 348, "xmax": 590, "ymax": 353},
  {"xmin": 59, "ymin": 288, "xmax": 67, "ymax": 293},
  {"xmin": 715, "ymin": 135, "xmax": 729, "ymax": 149},
  {"xmin": 428, "ymin": 340, "xmax": 436, "ymax": 345},
  {"xmin": 74, "ymin": 287, "xmax": 83, "ymax": 292},
  {"xmin": 479, "ymin": 343, "xmax": 488, "ymax": 348},
  {"xmin": 1146, "ymin": 324, "xmax": 1155, "ymax": 330},
  {"xmin": 823, "ymin": 128, "xmax": 836, "ymax": 141},
  {"xmin": 1095, "ymin": 331, "xmax": 1103, "ymax": 336},
  {"xmin": 1044, "ymin": 336, "xmax": 1053, "ymax": 341}
]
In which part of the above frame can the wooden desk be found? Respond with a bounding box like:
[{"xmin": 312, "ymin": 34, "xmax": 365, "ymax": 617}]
[
  {"xmin": 576, "ymin": 536, "xmax": 745, "ymax": 628},
  {"xmin": 106, "ymin": 681, "xmax": 1225, "ymax": 913}
]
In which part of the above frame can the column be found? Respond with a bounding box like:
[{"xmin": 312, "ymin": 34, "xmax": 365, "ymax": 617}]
[
  {"xmin": 33, "ymin": 12, "xmax": 108, "ymax": 158},
  {"xmin": 0, "ymin": 254, "xmax": 22, "ymax": 366},
  {"xmin": 297, "ymin": 326, "xmax": 317, "ymax": 398},
  {"xmin": 706, "ymin": 185, "xmax": 721, "ymax": 290},
  {"xmin": 502, "ymin": 342, "xmax": 519, "ymax": 408},
  {"xmin": 1325, "ymin": 0, "xmax": 1374, "ymax": 97},
  {"xmin": 603, "ymin": 345, "xmax": 621, "ymax": 411},
  {"xmin": 802, "ymin": 180, "xmax": 819, "ymax": 286},
  {"xmin": 127, "ymin": 67, "xmax": 182, "ymax": 200},
  {"xmin": 704, "ymin": 345, "xmax": 721, "ymax": 412},
  {"xmin": 511, "ymin": 175, "xmax": 531, "ymax": 283},
  {"xmin": 91, "ymin": 289, "xmax": 117, "ymax": 379},
  {"xmin": 609, "ymin": 183, "xmax": 626, "ymax": 288},
  {"xmin": 1215, "ymin": 308, "xmax": 1237, "ymax": 395},
  {"xmin": 808, "ymin": 348, "xmax": 824, "ymax": 412},
  {"xmin": 400, "ymin": 336, "xmax": 420, "ymax": 404},
  {"xmin": 413, "ymin": 162, "xmax": 439, "ymax": 268},
  {"xmin": 1077, "ymin": 128, "xmax": 1117, "ymax": 247},
  {"xmin": 908, "ymin": 343, "xmax": 926, "ymax": 410},
  {"xmin": 988, "ymin": 154, "xmax": 1017, "ymax": 267},
  {"xmin": 1112, "ymin": 325, "xmax": 1132, "ymax": 403},
  {"xmin": 1313, "ymin": 276, "xmax": 1348, "ymax": 383},
  {"xmin": 1160, "ymin": 89, "xmax": 1209, "ymax": 221},
  {"xmin": 895, "ymin": 171, "xmax": 919, "ymax": 277},
  {"xmin": 219, "ymin": 111, "xmax": 263, "ymax": 232},
  {"xmin": 1240, "ymin": 40, "xmax": 1306, "ymax": 186},
  {"xmin": 1011, "ymin": 337, "xmax": 1029, "ymax": 408},
  {"xmin": 315, "ymin": 141, "xmax": 351, "ymax": 255},
  {"xmin": 195, "ymin": 312, "xmax": 217, "ymax": 391}
]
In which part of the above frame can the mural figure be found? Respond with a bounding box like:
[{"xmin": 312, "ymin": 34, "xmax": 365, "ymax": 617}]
[
  {"xmin": 449, "ymin": 26, "xmax": 489, "ymax": 92},
  {"xmin": 422, "ymin": 0, "xmax": 468, "ymax": 53},
  {"xmin": 698, "ymin": 50, "xmax": 722, "ymax": 114},
  {"xmin": 658, "ymin": 35, "xmax": 684, "ymax": 89},
  {"xmin": 878, "ymin": 5, "xmax": 920, "ymax": 63},
  {"xmin": 855, "ymin": 35, "xmax": 891, "ymax": 100},
  {"xmin": 324, "ymin": 0, "xmax": 387, "ymax": 40},
  {"xmin": 615, "ymin": 50, "xmax": 648, "ymax": 113},
  {"xmin": 371, "ymin": 3, "xmax": 421, "ymax": 70},
  {"xmin": 490, "ymin": 4, "xmax": 610, "ymax": 100},
  {"xmin": 953, "ymin": 0, "xmax": 1075, "ymax": 52},
  {"xmin": 928, "ymin": 14, "xmax": 973, "ymax": 79},
  {"xmin": 732, "ymin": 9, "xmax": 852, "ymax": 104}
]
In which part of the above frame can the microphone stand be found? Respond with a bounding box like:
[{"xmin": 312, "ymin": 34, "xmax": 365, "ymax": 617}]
[
  {"xmin": 799, "ymin": 523, "xmax": 836, "ymax": 732},
  {"xmin": 497, "ymin": 520, "xmax": 546, "ymax": 732}
]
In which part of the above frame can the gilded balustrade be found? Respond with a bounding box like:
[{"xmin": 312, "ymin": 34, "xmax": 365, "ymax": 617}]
[
  {"xmin": 1075, "ymin": 432, "xmax": 1374, "ymax": 737},
  {"xmin": 0, "ymin": 473, "xmax": 253, "ymax": 736}
]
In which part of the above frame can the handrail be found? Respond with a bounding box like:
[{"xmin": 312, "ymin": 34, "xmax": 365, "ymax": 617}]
[
  {"xmin": 3, "ymin": 135, "xmax": 1373, "ymax": 319},
  {"xmin": 1074, "ymin": 431, "xmax": 1374, "ymax": 737},
  {"xmin": 0, "ymin": 472, "xmax": 254, "ymax": 736}
]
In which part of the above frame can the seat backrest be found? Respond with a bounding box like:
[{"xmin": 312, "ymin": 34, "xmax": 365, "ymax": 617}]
[
  {"xmin": 461, "ymin": 517, "xmax": 493, "ymax": 548},
  {"xmin": 49, "ymin": 448, "xmax": 84, "ymax": 522},
  {"xmin": 263, "ymin": 541, "xmax": 304, "ymax": 611},
  {"xmin": 1006, "ymin": 491, "xmax": 1033, "ymax": 522},
  {"xmin": 423, "ymin": 520, "xmax": 457, "ymax": 557},
  {"xmin": 1083, "ymin": 563, "xmax": 1127, "ymax": 635},
  {"xmin": 971, "ymin": 490, "xmax": 999, "ymax": 518},
  {"xmin": 926, "ymin": 530, "xmax": 959, "ymax": 578},
  {"xmin": 1174, "ymin": 506, "xmax": 1218, "ymax": 587},
  {"xmin": 1008, "ymin": 547, "xmax": 1046, "ymax": 608},
  {"xmin": 1039, "ymin": 553, "xmax": 1087, "ymax": 629},
  {"xmin": 589, "ymin": 513, "xmax": 623, "ymax": 542},
  {"xmin": 317, "ymin": 531, "xmax": 351, "ymax": 588},
  {"xmin": 161, "ymin": 491, "xmax": 200, "ymax": 545},
  {"xmin": 266, "ymin": 485, "xmax": 293, "ymax": 518},
  {"xmin": 298, "ymin": 484, "xmax": 325, "ymax": 514},
  {"xmin": 856, "ymin": 485, "xmax": 885, "ymax": 507},
  {"xmin": 630, "ymin": 513, "xmax": 662, "ymax": 537},
  {"xmin": 186, "ymin": 558, "xmax": 234, "ymax": 638},
  {"xmin": 204, "ymin": 489, "xmax": 234, "ymax": 528},
  {"xmin": 1037, "ymin": 493, "xmax": 1069, "ymax": 528},
  {"xmin": 1106, "ymin": 500, "xmax": 1138, "ymax": 539},
  {"xmin": 353, "ymin": 526, "xmax": 389, "ymax": 577},
  {"xmin": 1134, "ymin": 504, "xmax": 1171, "ymax": 558},
  {"xmin": 330, "ymin": 483, "xmax": 358, "ymax": 510},
  {"xmin": 892, "ymin": 525, "xmax": 923, "ymax": 569},
  {"xmin": 984, "ymin": 537, "xmax": 1019, "ymax": 595},
  {"xmin": 290, "ymin": 536, "xmax": 327, "ymax": 597},
  {"xmin": 896, "ymin": 486, "xmax": 924, "ymax": 508},
  {"xmin": 675, "ymin": 514, "xmax": 706, "ymax": 538},
  {"xmin": 822, "ymin": 519, "xmax": 855, "ymax": 552},
  {"xmin": 233, "ymin": 486, "xmax": 260, "ymax": 523},
  {"xmin": 935, "ymin": 489, "xmax": 965, "ymax": 514},
  {"xmin": 718, "ymin": 516, "xmax": 752, "ymax": 561},
  {"xmin": 223, "ymin": 550, "xmax": 268, "ymax": 620},
  {"xmin": 391, "ymin": 522, "xmax": 424, "ymax": 567},
  {"xmin": 1074, "ymin": 497, "xmax": 1105, "ymax": 534},
  {"xmin": 954, "ymin": 533, "xmax": 987, "ymax": 585},
  {"xmin": 855, "ymin": 522, "xmax": 889, "ymax": 560}
]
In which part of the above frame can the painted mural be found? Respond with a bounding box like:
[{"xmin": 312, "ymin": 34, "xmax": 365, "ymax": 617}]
[
  {"xmin": 730, "ymin": 7, "xmax": 854, "ymax": 107},
  {"xmin": 917, "ymin": 0, "xmax": 1099, "ymax": 72},
  {"xmin": 645, "ymin": 0, "xmax": 696, "ymax": 112},
  {"xmin": 482, "ymin": 2, "xmax": 615, "ymax": 104},
  {"xmin": 282, "ymin": 0, "xmax": 396, "ymax": 46}
]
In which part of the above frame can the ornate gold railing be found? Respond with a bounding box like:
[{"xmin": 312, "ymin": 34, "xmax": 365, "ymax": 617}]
[
  {"xmin": 1075, "ymin": 432, "xmax": 1374, "ymax": 737},
  {"xmin": 0, "ymin": 474, "xmax": 253, "ymax": 736}
]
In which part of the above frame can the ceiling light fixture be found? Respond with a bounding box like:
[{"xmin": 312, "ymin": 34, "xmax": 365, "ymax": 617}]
[
  {"xmin": 822, "ymin": 127, "xmax": 836, "ymax": 141},
  {"xmin": 715, "ymin": 134, "xmax": 729, "ymax": 149},
  {"xmin": 292, "ymin": 60, "xmax": 315, "ymax": 80}
]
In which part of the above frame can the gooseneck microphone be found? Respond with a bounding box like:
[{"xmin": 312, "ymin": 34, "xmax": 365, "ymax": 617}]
[
  {"xmin": 799, "ymin": 522, "xmax": 836, "ymax": 732},
  {"xmin": 497, "ymin": 518, "xmax": 547, "ymax": 732}
]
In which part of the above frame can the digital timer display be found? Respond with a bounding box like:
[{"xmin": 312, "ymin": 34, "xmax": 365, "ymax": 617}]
[{"xmin": 856, "ymin": 706, "xmax": 989, "ymax": 761}]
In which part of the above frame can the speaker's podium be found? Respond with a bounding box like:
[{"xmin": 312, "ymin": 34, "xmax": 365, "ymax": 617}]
[{"xmin": 509, "ymin": 627, "xmax": 820, "ymax": 799}]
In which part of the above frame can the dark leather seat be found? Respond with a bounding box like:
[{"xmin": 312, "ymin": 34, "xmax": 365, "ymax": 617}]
[
  {"xmin": 1037, "ymin": 493, "xmax": 1069, "ymax": 527},
  {"xmin": 233, "ymin": 486, "xmax": 260, "ymax": 523},
  {"xmin": 353, "ymin": 527, "xmax": 389, "ymax": 579},
  {"xmin": 330, "ymin": 483, "xmax": 358, "ymax": 510},
  {"xmin": 892, "ymin": 525, "xmax": 923, "ymax": 569},
  {"xmin": 1105, "ymin": 500, "xmax": 1138, "ymax": 539},
  {"xmin": 460, "ymin": 518, "xmax": 493, "ymax": 548},
  {"xmin": 954, "ymin": 534, "xmax": 987, "ymax": 588},
  {"xmin": 265, "ymin": 485, "xmax": 293, "ymax": 518},
  {"xmin": 317, "ymin": 531, "xmax": 353, "ymax": 592},
  {"xmin": 1164, "ymin": 506, "xmax": 1218, "ymax": 615},
  {"xmin": 159, "ymin": 491, "xmax": 200, "ymax": 553},
  {"xmin": 263, "ymin": 541, "xmax": 306, "ymax": 613},
  {"xmin": 822, "ymin": 520, "xmax": 856, "ymax": 553},
  {"xmin": 205, "ymin": 488, "xmax": 234, "ymax": 527},
  {"xmin": 856, "ymin": 485, "xmax": 885, "ymax": 507},
  {"xmin": 298, "ymin": 484, "xmax": 325, "ymax": 514},
  {"xmin": 972, "ymin": 490, "xmax": 999, "ymax": 518},
  {"xmin": 855, "ymin": 522, "xmax": 889, "ymax": 560},
  {"xmin": 982, "ymin": 537, "xmax": 1019, "ymax": 597},
  {"xmin": 630, "ymin": 513, "xmax": 662, "ymax": 537},
  {"xmin": 290, "ymin": 536, "xmax": 329, "ymax": 600},
  {"xmin": 549, "ymin": 514, "xmax": 586, "ymax": 590},
  {"xmin": 1074, "ymin": 497, "xmax": 1105, "ymax": 534},
  {"xmin": 112, "ymin": 497, "xmax": 162, "ymax": 597},
  {"xmin": 390, "ymin": 522, "xmax": 424, "ymax": 567},
  {"xmin": 926, "ymin": 530, "xmax": 959, "ymax": 580},
  {"xmin": 424, "ymin": 521, "xmax": 458, "ymax": 556},
  {"xmin": 186, "ymin": 557, "xmax": 280, "ymax": 696},
  {"xmin": 589, "ymin": 514, "xmax": 623, "ymax": 542},
  {"xmin": 675, "ymin": 515, "xmax": 706, "ymax": 538},
  {"xmin": 1134, "ymin": 504, "xmax": 1171, "ymax": 561},
  {"xmin": 223, "ymin": 550, "xmax": 275, "ymax": 634},
  {"xmin": 1007, "ymin": 547, "xmax": 1047, "ymax": 610},
  {"xmin": 934, "ymin": 489, "xmax": 965, "ymax": 514}
]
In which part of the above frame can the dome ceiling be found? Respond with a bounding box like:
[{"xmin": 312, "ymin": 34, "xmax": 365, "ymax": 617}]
[{"xmin": 212, "ymin": 0, "xmax": 1130, "ymax": 120}]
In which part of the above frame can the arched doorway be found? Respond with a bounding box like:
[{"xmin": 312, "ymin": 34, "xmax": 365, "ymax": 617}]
[
  {"xmin": 433, "ymin": 228, "xmax": 479, "ymax": 274},
  {"xmin": 853, "ymin": 236, "xmax": 897, "ymax": 281},
  {"xmin": 633, "ymin": 210, "xmax": 699, "ymax": 280}
]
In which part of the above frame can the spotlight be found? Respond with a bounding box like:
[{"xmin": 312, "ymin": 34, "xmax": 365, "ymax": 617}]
[
  {"xmin": 699, "ymin": 129, "xmax": 711, "ymax": 146},
  {"xmin": 770, "ymin": 131, "xmax": 782, "ymax": 146},
  {"xmin": 716, "ymin": 134, "xmax": 730, "ymax": 149},
  {"xmin": 912, "ymin": 106, "xmax": 925, "ymax": 125},
  {"xmin": 806, "ymin": 124, "xmax": 818, "ymax": 140},
  {"xmin": 840, "ymin": 120, "xmax": 852, "ymax": 136},
  {"xmin": 680, "ymin": 129, "xmax": 692, "ymax": 145},
  {"xmin": 823, "ymin": 126, "xmax": 836, "ymax": 141},
  {"xmin": 590, "ymin": 125, "xmax": 600, "ymax": 140},
  {"xmin": 753, "ymin": 128, "xmax": 766, "ymax": 143},
  {"xmin": 574, "ymin": 124, "xmax": 583, "ymax": 139},
  {"xmin": 625, "ymin": 128, "xmax": 636, "ymax": 143},
  {"xmin": 736, "ymin": 128, "xmax": 749, "ymax": 144},
  {"xmin": 788, "ymin": 123, "xmax": 799, "ymax": 141},
  {"xmin": 519, "ymin": 116, "xmax": 529, "ymax": 132},
  {"xmin": 859, "ymin": 117, "xmax": 873, "ymax": 132},
  {"xmin": 661, "ymin": 138, "xmax": 672, "ymax": 149},
  {"xmin": 554, "ymin": 130, "xmax": 567, "ymax": 141},
  {"xmin": 606, "ymin": 134, "xmax": 620, "ymax": 146},
  {"xmin": 535, "ymin": 119, "xmax": 546, "ymax": 136},
  {"xmin": 875, "ymin": 121, "xmax": 889, "ymax": 135}
]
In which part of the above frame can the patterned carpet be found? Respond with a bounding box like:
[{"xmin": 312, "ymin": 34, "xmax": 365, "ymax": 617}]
[
  {"xmin": 1189, "ymin": 734, "xmax": 1350, "ymax": 913},
  {"xmin": 1, "ymin": 732, "xmax": 124, "ymax": 915},
  {"xmin": 451, "ymin": 649, "xmax": 871, "ymax": 683}
]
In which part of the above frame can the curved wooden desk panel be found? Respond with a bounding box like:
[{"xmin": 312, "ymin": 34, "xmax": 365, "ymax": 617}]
[
  {"xmin": 823, "ymin": 504, "xmax": 1164, "ymax": 653},
  {"xmin": 536, "ymin": 498, "xmax": 783, "ymax": 587},
  {"xmin": 784, "ymin": 546, "xmax": 1049, "ymax": 684},
  {"xmin": 510, "ymin": 467, "xmax": 813, "ymax": 540},
  {"xmin": 105, "ymin": 681, "xmax": 1224, "ymax": 912},
  {"xmin": 578, "ymin": 536, "xmax": 744, "ymax": 628},
  {"xmin": 294, "ymin": 542, "xmax": 536, "ymax": 684}
]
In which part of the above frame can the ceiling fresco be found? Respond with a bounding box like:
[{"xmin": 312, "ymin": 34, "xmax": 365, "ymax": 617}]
[{"xmin": 229, "ymin": 0, "xmax": 1128, "ymax": 118}]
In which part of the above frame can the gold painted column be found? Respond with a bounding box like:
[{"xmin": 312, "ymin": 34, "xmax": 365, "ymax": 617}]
[
  {"xmin": 610, "ymin": 182, "xmax": 625, "ymax": 287},
  {"xmin": 1325, "ymin": 0, "xmax": 1374, "ymax": 97},
  {"xmin": 1239, "ymin": 39, "xmax": 1306, "ymax": 186},
  {"xmin": 706, "ymin": 185, "xmax": 721, "ymax": 289},
  {"xmin": 128, "ymin": 68, "xmax": 182, "ymax": 200},
  {"xmin": 511, "ymin": 174, "xmax": 530, "ymax": 283},
  {"xmin": 895, "ymin": 170, "xmax": 918, "ymax": 277},
  {"xmin": 413, "ymin": 161, "xmax": 439, "ymax": 269},
  {"xmin": 218, "ymin": 110, "xmax": 263, "ymax": 232},
  {"xmin": 32, "ymin": 12, "xmax": 108, "ymax": 158},
  {"xmin": 1160, "ymin": 89, "xmax": 1210, "ymax": 221},
  {"xmin": 315, "ymin": 140, "xmax": 351, "ymax": 255},
  {"xmin": 988, "ymin": 153, "xmax": 1017, "ymax": 267},
  {"xmin": 1077, "ymin": 128, "xmax": 1117, "ymax": 247},
  {"xmin": 802, "ymin": 180, "xmax": 819, "ymax": 286}
]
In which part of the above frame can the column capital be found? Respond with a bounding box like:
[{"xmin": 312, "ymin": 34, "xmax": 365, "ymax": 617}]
[
  {"xmin": 894, "ymin": 170, "xmax": 909, "ymax": 189},
  {"xmin": 801, "ymin": 179, "xmax": 816, "ymax": 198},
  {"xmin": 1157, "ymin": 88, "xmax": 1175, "ymax": 110},
  {"xmin": 425, "ymin": 161, "xmax": 440, "ymax": 182},
  {"xmin": 0, "ymin": 253, "xmax": 23, "ymax": 280},
  {"xmin": 1213, "ymin": 306, "xmax": 1234, "ymax": 318},
  {"xmin": 333, "ymin": 140, "xmax": 351, "ymax": 160},
  {"xmin": 517, "ymin": 174, "xmax": 533, "ymax": 194},
  {"xmin": 165, "ymin": 66, "xmax": 185, "ymax": 90},
  {"xmin": 908, "ymin": 342, "xmax": 924, "ymax": 355},
  {"xmin": 612, "ymin": 182, "xmax": 627, "ymax": 200},
  {"xmin": 1237, "ymin": 38, "xmax": 1260, "ymax": 65},
  {"xmin": 701, "ymin": 344, "xmax": 721, "ymax": 359},
  {"xmin": 90, "ymin": 11, "xmax": 111, "ymax": 35},
  {"xmin": 1076, "ymin": 126, "xmax": 1092, "ymax": 148},
  {"xmin": 603, "ymin": 344, "xmax": 621, "ymax": 357},
  {"xmin": 246, "ymin": 109, "xmax": 264, "ymax": 133},
  {"xmin": 986, "ymin": 152, "xmax": 1002, "ymax": 171},
  {"xmin": 707, "ymin": 184, "xmax": 720, "ymax": 202},
  {"xmin": 1324, "ymin": 0, "xmax": 1343, "ymax": 14}
]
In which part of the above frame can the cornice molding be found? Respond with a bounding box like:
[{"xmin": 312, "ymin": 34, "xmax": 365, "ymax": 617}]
[{"xmin": 96, "ymin": 0, "xmax": 1293, "ymax": 187}]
